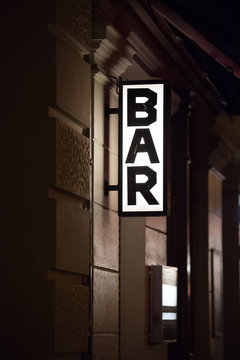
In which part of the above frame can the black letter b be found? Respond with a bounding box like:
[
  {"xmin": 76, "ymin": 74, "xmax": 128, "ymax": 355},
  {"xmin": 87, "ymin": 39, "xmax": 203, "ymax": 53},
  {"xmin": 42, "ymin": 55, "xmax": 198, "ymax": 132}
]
[{"xmin": 128, "ymin": 88, "xmax": 157, "ymax": 126}]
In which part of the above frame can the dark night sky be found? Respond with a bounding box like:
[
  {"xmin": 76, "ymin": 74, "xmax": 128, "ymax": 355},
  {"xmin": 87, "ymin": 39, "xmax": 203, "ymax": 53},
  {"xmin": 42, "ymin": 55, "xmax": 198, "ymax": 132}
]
[
  {"xmin": 162, "ymin": 0, "xmax": 240, "ymax": 64},
  {"xmin": 160, "ymin": 0, "xmax": 240, "ymax": 114}
]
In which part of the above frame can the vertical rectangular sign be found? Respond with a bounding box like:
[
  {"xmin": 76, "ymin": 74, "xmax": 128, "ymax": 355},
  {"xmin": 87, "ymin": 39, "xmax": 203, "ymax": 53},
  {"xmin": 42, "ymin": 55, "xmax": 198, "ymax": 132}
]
[{"xmin": 119, "ymin": 80, "xmax": 169, "ymax": 217}]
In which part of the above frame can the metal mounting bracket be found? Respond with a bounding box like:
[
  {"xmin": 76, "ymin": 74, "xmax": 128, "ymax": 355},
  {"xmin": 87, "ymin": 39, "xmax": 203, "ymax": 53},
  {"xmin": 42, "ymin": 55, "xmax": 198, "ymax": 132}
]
[
  {"xmin": 105, "ymin": 107, "xmax": 119, "ymax": 115},
  {"xmin": 104, "ymin": 181, "xmax": 119, "ymax": 196}
]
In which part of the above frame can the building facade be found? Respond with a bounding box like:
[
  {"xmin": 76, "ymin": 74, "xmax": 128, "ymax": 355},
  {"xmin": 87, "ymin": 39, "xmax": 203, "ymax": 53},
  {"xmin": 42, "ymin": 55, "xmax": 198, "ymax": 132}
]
[{"xmin": 1, "ymin": 1, "xmax": 240, "ymax": 359}]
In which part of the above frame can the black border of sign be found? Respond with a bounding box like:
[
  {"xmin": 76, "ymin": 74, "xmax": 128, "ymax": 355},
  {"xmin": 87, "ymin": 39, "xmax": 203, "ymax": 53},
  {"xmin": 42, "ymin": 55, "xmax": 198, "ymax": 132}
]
[{"xmin": 118, "ymin": 79, "xmax": 170, "ymax": 217}]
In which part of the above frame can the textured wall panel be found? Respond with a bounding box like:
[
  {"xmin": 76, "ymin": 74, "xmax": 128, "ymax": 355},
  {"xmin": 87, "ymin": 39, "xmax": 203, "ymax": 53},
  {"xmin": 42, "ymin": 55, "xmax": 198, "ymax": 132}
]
[
  {"xmin": 94, "ymin": 78, "xmax": 105, "ymax": 146},
  {"xmin": 209, "ymin": 172, "xmax": 222, "ymax": 217},
  {"xmin": 55, "ymin": 282, "xmax": 89, "ymax": 353},
  {"xmin": 93, "ymin": 334, "xmax": 119, "ymax": 360},
  {"xmin": 56, "ymin": 0, "xmax": 91, "ymax": 50},
  {"xmin": 94, "ymin": 81, "xmax": 118, "ymax": 154},
  {"xmin": 56, "ymin": 38, "xmax": 91, "ymax": 125},
  {"xmin": 93, "ymin": 269, "xmax": 119, "ymax": 333},
  {"xmin": 145, "ymin": 228, "xmax": 167, "ymax": 266},
  {"xmin": 56, "ymin": 119, "xmax": 89, "ymax": 199},
  {"xmin": 93, "ymin": 204, "xmax": 119, "ymax": 270},
  {"xmin": 108, "ymin": 89, "xmax": 119, "ymax": 155},
  {"xmin": 209, "ymin": 212, "xmax": 222, "ymax": 251},
  {"xmin": 94, "ymin": 142, "xmax": 118, "ymax": 211},
  {"xmin": 145, "ymin": 217, "xmax": 167, "ymax": 234},
  {"xmin": 56, "ymin": 200, "xmax": 89, "ymax": 274}
]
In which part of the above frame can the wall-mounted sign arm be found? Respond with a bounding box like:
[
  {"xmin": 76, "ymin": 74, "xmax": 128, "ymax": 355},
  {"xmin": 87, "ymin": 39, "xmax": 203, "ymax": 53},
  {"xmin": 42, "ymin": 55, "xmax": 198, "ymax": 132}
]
[
  {"xmin": 104, "ymin": 181, "xmax": 119, "ymax": 196},
  {"xmin": 105, "ymin": 107, "xmax": 119, "ymax": 115},
  {"xmin": 103, "ymin": 104, "xmax": 120, "ymax": 196}
]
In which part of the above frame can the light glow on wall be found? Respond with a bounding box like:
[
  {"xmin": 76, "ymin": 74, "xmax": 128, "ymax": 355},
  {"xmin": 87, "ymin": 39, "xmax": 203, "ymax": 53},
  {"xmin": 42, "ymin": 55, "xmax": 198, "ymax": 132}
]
[
  {"xmin": 162, "ymin": 284, "xmax": 177, "ymax": 307},
  {"xmin": 150, "ymin": 265, "xmax": 178, "ymax": 343},
  {"xmin": 162, "ymin": 312, "xmax": 177, "ymax": 320}
]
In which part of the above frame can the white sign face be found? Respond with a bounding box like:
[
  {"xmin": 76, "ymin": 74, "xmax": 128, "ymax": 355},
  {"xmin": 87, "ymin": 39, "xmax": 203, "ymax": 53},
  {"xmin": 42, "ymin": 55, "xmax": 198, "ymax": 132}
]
[{"xmin": 119, "ymin": 81, "xmax": 168, "ymax": 216}]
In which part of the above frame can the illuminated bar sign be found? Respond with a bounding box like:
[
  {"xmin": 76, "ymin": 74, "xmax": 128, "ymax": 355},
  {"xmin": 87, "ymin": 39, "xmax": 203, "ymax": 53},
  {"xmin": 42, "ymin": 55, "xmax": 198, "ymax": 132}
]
[{"xmin": 119, "ymin": 80, "xmax": 169, "ymax": 217}]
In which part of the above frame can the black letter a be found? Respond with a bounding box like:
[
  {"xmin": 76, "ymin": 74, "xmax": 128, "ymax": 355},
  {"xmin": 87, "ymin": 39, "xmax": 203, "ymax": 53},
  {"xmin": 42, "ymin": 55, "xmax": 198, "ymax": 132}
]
[{"xmin": 126, "ymin": 129, "xmax": 160, "ymax": 163}]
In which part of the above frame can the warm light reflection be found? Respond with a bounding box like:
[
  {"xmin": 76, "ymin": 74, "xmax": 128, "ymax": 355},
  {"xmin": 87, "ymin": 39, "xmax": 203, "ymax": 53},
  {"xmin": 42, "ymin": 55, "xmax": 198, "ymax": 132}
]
[
  {"xmin": 162, "ymin": 312, "xmax": 177, "ymax": 320},
  {"xmin": 162, "ymin": 284, "xmax": 177, "ymax": 307}
]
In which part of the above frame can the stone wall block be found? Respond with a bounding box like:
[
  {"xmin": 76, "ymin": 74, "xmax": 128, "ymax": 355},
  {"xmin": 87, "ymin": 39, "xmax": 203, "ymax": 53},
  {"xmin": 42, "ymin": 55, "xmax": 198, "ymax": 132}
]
[
  {"xmin": 93, "ymin": 204, "xmax": 119, "ymax": 270},
  {"xmin": 93, "ymin": 334, "xmax": 119, "ymax": 360},
  {"xmin": 108, "ymin": 89, "xmax": 119, "ymax": 155},
  {"xmin": 93, "ymin": 269, "xmax": 119, "ymax": 333},
  {"xmin": 145, "ymin": 217, "xmax": 167, "ymax": 234},
  {"xmin": 208, "ymin": 212, "xmax": 222, "ymax": 251},
  {"xmin": 209, "ymin": 172, "xmax": 222, "ymax": 216},
  {"xmin": 56, "ymin": 38, "xmax": 91, "ymax": 126},
  {"xmin": 55, "ymin": 282, "xmax": 89, "ymax": 353},
  {"xmin": 94, "ymin": 142, "xmax": 118, "ymax": 211},
  {"xmin": 145, "ymin": 228, "xmax": 167, "ymax": 266},
  {"xmin": 94, "ymin": 78, "xmax": 105, "ymax": 145},
  {"xmin": 56, "ymin": 0, "xmax": 91, "ymax": 50},
  {"xmin": 56, "ymin": 119, "xmax": 89, "ymax": 199},
  {"xmin": 56, "ymin": 200, "xmax": 89, "ymax": 274},
  {"xmin": 93, "ymin": 77, "xmax": 118, "ymax": 155}
]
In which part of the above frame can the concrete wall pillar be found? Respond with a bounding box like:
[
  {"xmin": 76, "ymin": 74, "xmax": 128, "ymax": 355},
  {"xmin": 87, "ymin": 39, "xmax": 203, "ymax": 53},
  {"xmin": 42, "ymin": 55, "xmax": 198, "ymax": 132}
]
[
  {"xmin": 190, "ymin": 97, "xmax": 212, "ymax": 360},
  {"xmin": 168, "ymin": 93, "xmax": 193, "ymax": 360}
]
